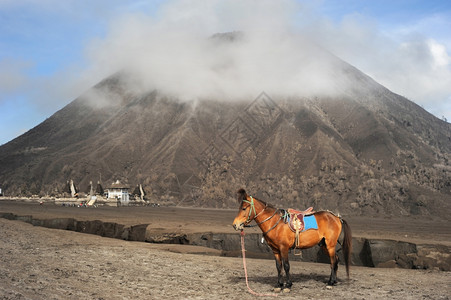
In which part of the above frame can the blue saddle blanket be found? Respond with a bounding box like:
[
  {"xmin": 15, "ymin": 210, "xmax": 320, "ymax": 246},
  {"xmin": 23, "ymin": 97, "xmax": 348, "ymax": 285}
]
[{"xmin": 303, "ymin": 215, "xmax": 318, "ymax": 231}]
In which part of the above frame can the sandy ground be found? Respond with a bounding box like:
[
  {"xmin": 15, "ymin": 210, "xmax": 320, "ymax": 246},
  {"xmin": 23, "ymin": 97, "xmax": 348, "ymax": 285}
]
[{"xmin": 0, "ymin": 201, "xmax": 450, "ymax": 299}]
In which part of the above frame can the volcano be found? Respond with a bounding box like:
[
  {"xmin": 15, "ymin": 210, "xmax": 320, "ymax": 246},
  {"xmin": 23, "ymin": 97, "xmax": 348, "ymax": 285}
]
[{"xmin": 0, "ymin": 36, "xmax": 450, "ymax": 218}]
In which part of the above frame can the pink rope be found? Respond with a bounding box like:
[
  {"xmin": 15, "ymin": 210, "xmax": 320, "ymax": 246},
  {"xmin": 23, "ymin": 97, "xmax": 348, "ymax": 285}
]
[{"xmin": 240, "ymin": 230, "xmax": 279, "ymax": 297}]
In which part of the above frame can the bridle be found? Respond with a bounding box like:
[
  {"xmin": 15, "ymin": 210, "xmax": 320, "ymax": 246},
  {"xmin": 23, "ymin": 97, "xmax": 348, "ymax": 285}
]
[
  {"xmin": 242, "ymin": 196, "xmax": 280, "ymax": 234},
  {"xmin": 242, "ymin": 196, "xmax": 259, "ymax": 225}
]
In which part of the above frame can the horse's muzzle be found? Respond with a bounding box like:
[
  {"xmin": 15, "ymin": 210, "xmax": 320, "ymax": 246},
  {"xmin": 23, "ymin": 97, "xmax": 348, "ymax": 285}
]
[{"xmin": 233, "ymin": 222, "xmax": 244, "ymax": 231}]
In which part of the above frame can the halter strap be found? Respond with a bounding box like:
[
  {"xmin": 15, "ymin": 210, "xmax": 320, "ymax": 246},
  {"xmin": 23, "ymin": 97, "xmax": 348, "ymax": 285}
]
[
  {"xmin": 242, "ymin": 196, "xmax": 257, "ymax": 224},
  {"xmin": 243, "ymin": 197, "xmax": 279, "ymax": 229},
  {"xmin": 242, "ymin": 197, "xmax": 282, "ymax": 236}
]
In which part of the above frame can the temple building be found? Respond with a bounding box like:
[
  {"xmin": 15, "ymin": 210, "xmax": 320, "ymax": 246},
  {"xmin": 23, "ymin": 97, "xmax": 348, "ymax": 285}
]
[{"xmin": 106, "ymin": 180, "xmax": 130, "ymax": 206}]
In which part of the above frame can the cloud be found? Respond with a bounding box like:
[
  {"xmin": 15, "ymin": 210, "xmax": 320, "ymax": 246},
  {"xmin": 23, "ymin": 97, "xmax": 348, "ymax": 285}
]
[
  {"xmin": 81, "ymin": 0, "xmax": 359, "ymax": 104},
  {"xmin": 3, "ymin": 0, "xmax": 450, "ymax": 124},
  {"xmin": 377, "ymin": 36, "xmax": 451, "ymax": 116},
  {"xmin": 300, "ymin": 10, "xmax": 451, "ymax": 120},
  {"xmin": 386, "ymin": 38, "xmax": 451, "ymax": 104},
  {"xmin": 78, "ymin": 0, "xmax": 451, "ymax": 125}
]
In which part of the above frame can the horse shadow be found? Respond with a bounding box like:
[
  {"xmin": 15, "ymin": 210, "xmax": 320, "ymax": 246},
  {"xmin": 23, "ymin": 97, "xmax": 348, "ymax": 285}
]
[{"xmin": 229, "ymin": 272, "xmax": 331, "ymax": 288}]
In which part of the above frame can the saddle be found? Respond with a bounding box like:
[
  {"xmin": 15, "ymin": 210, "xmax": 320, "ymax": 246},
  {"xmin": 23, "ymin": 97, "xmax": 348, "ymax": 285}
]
[
  {"xmin": 286, "ymin": 207, "xmax": 314, "ymax": 233},
  {"xmin": 283, "ymin": 207, "xmax": 314, "ymax": 253}
]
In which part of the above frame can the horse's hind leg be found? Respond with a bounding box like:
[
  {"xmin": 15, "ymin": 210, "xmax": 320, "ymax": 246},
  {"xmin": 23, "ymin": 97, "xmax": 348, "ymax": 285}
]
[
  {"xmin": 324, "ymin": 245, "xmax": 339, "ymax": 286},
  {"xmin": 320, "ymin": 240, "xmax": 339, "ymax": 286},
  {"xmin": 330, "ymin": 252, "xmax": 339, "ymax": 285}
]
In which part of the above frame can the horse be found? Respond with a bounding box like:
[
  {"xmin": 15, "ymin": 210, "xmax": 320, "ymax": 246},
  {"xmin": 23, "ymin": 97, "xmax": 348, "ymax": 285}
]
[{"xmin": 232, "ymin": 188, "xmax": 352, "ymax": 291}]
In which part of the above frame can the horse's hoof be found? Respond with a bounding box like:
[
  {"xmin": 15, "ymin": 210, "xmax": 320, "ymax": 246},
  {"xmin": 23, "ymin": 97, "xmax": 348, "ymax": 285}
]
[
  {"xmin": 273, "ymin": 287, "xmax": 282, "ymax": 293},
  {"xmin": 327, "ymin": 280, "xmax": 337, "ymax": 286},
  {"xmin": 326, "ymin": 285, "xmax": 333, "ymax": 290},
  {"xmin": 283, "ymin": 288, "xmax": 291, "ymax": 293}
]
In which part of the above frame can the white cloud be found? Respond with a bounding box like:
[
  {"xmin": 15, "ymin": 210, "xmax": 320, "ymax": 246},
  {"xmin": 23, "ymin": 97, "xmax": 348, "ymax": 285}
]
[
  {"xmin": 302, "ymin": 10, "xmax": 451, "ymax": 121},
  {"xmin": 428, "ymin": 39, "xmax": 450, "ymax": 68},
  {"xmin": 81, "ymin": 0, "xmax": 362, "ymax": 105},
  {"xmin": 3, "ymin": 0, "xmax": 450, "ymax": 124},
  {"xmin": 374, "ymin": 37, "xmax": 451, "ymax": 116},
  {"xmin": 79, "ymin": 0, "xmax": 451, "ymax": 121}
]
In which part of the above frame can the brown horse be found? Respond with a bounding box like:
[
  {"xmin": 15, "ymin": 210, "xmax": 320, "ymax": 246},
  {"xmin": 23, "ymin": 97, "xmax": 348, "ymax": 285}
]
[{"xmin": 232, "ymin": 189, "xmax": 352, "ymax": 291}]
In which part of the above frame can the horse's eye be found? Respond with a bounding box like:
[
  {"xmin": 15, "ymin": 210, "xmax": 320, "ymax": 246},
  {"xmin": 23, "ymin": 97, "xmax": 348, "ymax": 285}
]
[{"xmin": 242, "ymin": 207, "xmax": 247, "ymax": 210}]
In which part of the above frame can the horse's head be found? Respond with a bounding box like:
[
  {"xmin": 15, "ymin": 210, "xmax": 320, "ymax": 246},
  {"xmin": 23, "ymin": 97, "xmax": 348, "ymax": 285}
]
[{"xmin": 232, "ymin": 188, "xmax": 257, "ymax": 231}]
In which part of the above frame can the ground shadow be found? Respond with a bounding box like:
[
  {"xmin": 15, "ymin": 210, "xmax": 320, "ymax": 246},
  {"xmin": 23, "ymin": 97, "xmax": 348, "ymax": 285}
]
[{"xmin": 229, "ymin": 272, "xmax": 331, "ymax": 287}]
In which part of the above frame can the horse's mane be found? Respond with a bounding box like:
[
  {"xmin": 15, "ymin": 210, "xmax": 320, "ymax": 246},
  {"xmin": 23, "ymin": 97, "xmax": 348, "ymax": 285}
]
[
  {"xmin": 237, "ymin": 188, "xmax": 247, "ymax": 202},
  {"xmin": 236, "ymin": 188, "xmax": 276, "ymax": 209}
]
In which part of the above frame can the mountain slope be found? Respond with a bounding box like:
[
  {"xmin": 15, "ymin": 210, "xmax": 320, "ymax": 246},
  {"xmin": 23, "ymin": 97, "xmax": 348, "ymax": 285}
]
[{"xmin": 0, "ymin": 62, "xmax": 450, "ymax": 218}]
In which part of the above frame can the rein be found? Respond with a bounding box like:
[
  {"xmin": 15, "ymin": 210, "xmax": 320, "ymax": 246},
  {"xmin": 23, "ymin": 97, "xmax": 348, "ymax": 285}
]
[
  {"xmin": 244, "ymin": 207, "xmax": 277, "ymax": 228},
  {"xmin": 262, "ymin": 212, "xmax": 282, "ymax": 236},
  {"xmin": 240, "ymin": 230, "xmax": 279, "ymax": 297}
]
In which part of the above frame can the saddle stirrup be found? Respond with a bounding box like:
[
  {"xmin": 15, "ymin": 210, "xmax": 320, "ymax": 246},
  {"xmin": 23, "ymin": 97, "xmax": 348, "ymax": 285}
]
[{"xmin": 294, "ymin": 230, "xmax": 302, "ymax": 256}]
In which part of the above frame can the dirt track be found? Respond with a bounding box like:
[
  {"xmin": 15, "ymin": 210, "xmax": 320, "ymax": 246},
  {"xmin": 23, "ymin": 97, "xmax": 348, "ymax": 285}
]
[{"xmin": 0, "ymin": 202, "xmax": 450, "ymax": 299}]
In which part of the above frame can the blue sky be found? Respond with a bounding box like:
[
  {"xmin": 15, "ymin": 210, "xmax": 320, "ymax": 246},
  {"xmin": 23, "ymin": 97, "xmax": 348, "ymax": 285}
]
[{"xmin": 1, "ymin": 0, "xmax": 450, "ymax": 145}]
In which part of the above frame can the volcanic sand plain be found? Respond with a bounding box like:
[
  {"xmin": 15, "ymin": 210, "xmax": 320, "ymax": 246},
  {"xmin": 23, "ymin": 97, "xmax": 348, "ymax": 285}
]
[{"xmin": 0, "ymin": 201, "xmax": 450, "ymax": 299}]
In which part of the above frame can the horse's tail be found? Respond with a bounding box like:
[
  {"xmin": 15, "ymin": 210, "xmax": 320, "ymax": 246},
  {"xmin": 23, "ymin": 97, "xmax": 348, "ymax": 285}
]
[{"xmin": 341, "ymin": 218, "xmax": 352, "ymax": 279}]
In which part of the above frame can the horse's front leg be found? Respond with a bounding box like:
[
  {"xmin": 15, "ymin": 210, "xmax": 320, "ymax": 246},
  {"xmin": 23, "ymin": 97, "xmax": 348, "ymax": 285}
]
[
  {"xmin": 273, "ymin": 252, "xmax": 284, "ymax": 291},
  {"xmin": 281, "ymin": 248, "xmax": 292, "ymax": 291}
]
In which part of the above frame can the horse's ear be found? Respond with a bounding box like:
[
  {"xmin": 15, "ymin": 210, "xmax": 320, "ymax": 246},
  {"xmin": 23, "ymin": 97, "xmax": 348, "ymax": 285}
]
[{"xmin": 237, "ymin": 188, "xmax": 247, "ymax": 203}]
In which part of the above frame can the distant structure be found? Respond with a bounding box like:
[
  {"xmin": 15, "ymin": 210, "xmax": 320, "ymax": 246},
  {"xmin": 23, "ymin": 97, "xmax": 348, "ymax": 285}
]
[
  {"xmin": 62, "ymin": 180, "xmax": 78, "ymax": 198},
  {"xmin": 88, "ymin": 181, "xmax": 94, "ymax": 196},
  {"xmin": 95, "ymin": 181, "xmax": 104, "ymax": 196},
  {"xmin": 85, "ymin": 181, "xmax": 97, "ymax": 206},
  {"xmin": 70, "ymin": 179, "xmax": 77, "ymax": 198},
  {"xmin": 106, "ymin": 180, "xmax": 130, "ymax": 206},
  {"xmin": 132, "ymin": 184, "xmax": 146, "ymax": 201}
]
